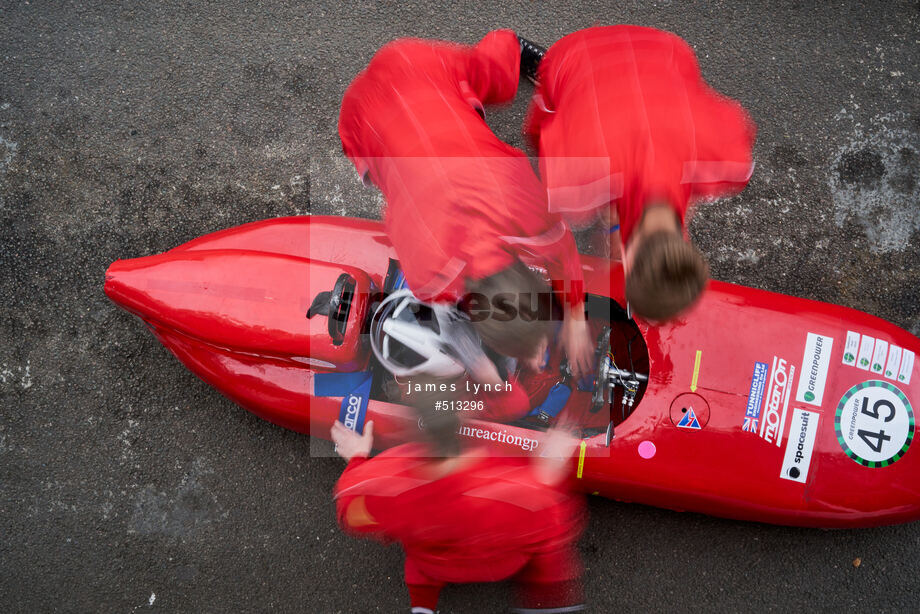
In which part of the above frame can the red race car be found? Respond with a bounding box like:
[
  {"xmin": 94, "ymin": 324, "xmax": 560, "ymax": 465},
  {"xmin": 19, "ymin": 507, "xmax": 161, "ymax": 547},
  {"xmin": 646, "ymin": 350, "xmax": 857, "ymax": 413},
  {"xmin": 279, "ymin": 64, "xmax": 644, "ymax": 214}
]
[{"xmin": 105, "ymin": 216, "xmax": 920, "ymax": 528}]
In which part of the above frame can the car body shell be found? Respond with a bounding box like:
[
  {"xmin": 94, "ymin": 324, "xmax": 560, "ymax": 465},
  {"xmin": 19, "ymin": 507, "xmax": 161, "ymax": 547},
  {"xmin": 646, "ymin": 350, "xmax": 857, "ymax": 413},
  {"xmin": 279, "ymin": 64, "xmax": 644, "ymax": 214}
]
[{"xmin": 104, "ymin": 216, "xmax": 920, "ymax": 528}]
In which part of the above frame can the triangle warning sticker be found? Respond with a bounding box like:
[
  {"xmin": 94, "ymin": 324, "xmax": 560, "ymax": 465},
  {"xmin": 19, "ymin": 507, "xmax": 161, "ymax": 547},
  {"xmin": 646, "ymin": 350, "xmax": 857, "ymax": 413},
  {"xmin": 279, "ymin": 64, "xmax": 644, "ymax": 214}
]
[{"xmin": 677, "ymin": 406, "xmax": 702, "ymax": 430}]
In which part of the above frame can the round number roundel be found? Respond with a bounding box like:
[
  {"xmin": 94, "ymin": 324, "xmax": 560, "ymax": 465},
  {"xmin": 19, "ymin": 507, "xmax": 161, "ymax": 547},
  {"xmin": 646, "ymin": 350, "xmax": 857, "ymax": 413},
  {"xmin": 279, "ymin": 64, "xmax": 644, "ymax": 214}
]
[{"xmin": 835, "ymin": 380, "xmax": 914, "ymax": 468}]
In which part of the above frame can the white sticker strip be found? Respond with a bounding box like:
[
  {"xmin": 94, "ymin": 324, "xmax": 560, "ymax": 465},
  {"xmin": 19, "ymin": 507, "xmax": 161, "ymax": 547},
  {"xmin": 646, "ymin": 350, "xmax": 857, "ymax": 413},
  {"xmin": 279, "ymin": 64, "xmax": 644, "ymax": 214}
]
[
  {"xmin": 780, "ymin": 408, "xmax": 820, "ymax": 483},
  {"xmin": 776, "ymin": 365, "xmax": 795, "ymax": 449},
  {"xmin": 795, "ymin": 333, "xmax": 834, "ymax": 407},
  {"xmin": 871, "ymin": 340, "xmax": 888, "ymax": 374},
  {"xmin": 843, "ymin": 331, "xmax": 860, "ymax": 366},
  {"xmin": 885, "ymin": 346, "xmax": 903, "ymax": 381},
  {"xmin": 856, "ymin": 335, "xmax": 875, "ymax": 371},
  {"xmin": 899, "ymin": 350, "xmax": 915, "ymax": 385}
]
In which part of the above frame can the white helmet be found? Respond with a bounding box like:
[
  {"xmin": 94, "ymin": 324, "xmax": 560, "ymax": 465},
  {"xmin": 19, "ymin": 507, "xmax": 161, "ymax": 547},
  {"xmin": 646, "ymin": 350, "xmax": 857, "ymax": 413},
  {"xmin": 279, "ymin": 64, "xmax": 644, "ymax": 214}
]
[{"xmin": 370, "ymin": 290, "xmax": 466, "ymax": 379}]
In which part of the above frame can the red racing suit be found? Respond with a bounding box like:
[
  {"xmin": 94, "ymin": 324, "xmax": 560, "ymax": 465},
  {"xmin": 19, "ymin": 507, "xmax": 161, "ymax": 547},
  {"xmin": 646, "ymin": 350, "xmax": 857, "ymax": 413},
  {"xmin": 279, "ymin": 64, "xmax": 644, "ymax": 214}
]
[
  {"xmin": 339, "ymin": 31, "xmax": 584, "ymax": 305},
  {"xmin": 334, "ymin": 443, "xmax": 585, "ymax": 610},
  {"xmin": 525, "ymin": 26, "xmax": 757, "ymax": 244}
]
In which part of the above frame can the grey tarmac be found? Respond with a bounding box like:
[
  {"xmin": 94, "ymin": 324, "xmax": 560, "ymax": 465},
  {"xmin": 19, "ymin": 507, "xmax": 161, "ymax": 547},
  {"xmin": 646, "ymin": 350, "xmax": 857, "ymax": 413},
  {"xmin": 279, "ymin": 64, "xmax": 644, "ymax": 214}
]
[{"xmin": 1, "ymin": 1, "xmax": 919, "ymax": 612}]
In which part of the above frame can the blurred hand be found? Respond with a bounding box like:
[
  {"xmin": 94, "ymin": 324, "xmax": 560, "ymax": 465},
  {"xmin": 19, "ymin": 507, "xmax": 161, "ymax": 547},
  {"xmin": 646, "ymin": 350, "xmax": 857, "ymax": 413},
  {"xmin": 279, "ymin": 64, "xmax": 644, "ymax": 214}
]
[
  {"xmin": 467, "ymin": 354, "xmax": 504, "ymax": 386},
  {"xmin": 521, "ymin": 335, "xmax": 550, "ymax": 372},
  {"xmin": 536, "ymin": 426, "xmax": 580, "ymax": 485},
  {"xmin": 560, "ymin": 314, "xmax": 593, "ymax": 379},
  {"xmin": 331, "ymin": 420, "xmax": 374, "ymax": 461}
]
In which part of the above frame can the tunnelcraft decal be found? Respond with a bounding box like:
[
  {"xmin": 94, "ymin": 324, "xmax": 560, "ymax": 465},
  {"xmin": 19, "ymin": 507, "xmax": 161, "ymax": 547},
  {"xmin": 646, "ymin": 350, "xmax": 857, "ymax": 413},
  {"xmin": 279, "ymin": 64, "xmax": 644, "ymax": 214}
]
[
  {"xmin": 742, "ymin": 361, "xmax": 769, "ymax": 433},
  {"xmin": 835, "ymin": 380, "xmax": 915, "ymax": 468}
]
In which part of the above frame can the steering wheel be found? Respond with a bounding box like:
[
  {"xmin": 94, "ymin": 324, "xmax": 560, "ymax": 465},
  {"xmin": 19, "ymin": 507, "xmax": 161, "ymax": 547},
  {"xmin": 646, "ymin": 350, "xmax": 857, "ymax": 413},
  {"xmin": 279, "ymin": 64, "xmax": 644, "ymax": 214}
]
[
  {"xmin": 590, "ymin": 327, "xmax": 613, "ymax": 413},
  {"xmin": 589, "ymin": 326, "xmax": 649, "ymax": 413}
]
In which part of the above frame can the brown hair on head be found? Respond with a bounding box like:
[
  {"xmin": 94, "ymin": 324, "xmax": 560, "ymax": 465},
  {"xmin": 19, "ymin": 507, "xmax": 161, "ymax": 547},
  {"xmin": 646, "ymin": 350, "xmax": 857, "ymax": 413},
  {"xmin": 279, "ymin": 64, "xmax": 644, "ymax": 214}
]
[
  {"xmin": 625, "ymin": 231, "xmax": 709, "ymax": 322},
  {"xmin": 405, "ymin": 375, "xmax": 462, "ymax": 458},
  {"xmin": 463, "ymin": 260, "xmax": 553, "ymax": 360}
]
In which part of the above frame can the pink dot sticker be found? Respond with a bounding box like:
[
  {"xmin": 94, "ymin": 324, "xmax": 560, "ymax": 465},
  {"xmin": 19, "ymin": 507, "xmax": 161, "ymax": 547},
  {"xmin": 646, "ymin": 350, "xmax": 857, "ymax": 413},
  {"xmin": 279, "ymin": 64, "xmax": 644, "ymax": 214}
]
[{"xmin": 638, "ymin": 440, "xmax": 657, "ymax": 459}]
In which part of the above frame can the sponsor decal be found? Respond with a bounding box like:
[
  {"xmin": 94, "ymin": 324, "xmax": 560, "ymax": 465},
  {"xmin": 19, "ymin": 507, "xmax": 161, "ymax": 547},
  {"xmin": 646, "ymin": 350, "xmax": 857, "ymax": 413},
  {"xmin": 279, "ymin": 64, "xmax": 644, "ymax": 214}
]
[
  {"xmin": 871, "ymin": 340, "xmax": 888, "ymax": 374},
  {"xmin": 336, "ymin": 374, "xmax": 373, "ymax": 434},
  {"xmin": 314, "ymin": 370, "xmax": 374, "ymax": 434},
  {"xmin": 342, "ymin": 394, "xmax": 362, "ymax": 429},
  {"xmin": 677, "ymin": 406, "xmax": 702, "ymax": 429},
  {"xmin": 834, "ymin": 380, "xmax": 914, "ymax": 468},
  {"xmin": 759, "ymin": 357, "xmax": 795, "ymax": 447},
  {"xmin": 796, "ymin": 333, "xmax": 834, "ymax": 406},
  {"xmin": 843, "ymin": 337, "xmax": 912, "ymax": 385},
  {"xmin": 885, "ymin": 345, "xmax": 902, "ymax": 380},
  {"xmin": 843, "ymin": 331, "xmax": 860, "ymax": 366},
  {"xmin": 780, "ymin": 408, "xmax": 820, "ymax": 483},
  {"xmin": 856, "ymin": 335, "xmax": 875, "ymax": 371},
  {"xmin": 671, "ymin": 393, "xmax": 709, "ymax": 429},
  {"xmin": 898, "ymin": 350, "xmax": 915, "ymax": 385},
  {"xmin": 743, "ymin": 361, "xmax": 769, "ymax": 433},
  {"xmin": 457, "ymin": 425, "xmax": 539, "ymax": 452}
]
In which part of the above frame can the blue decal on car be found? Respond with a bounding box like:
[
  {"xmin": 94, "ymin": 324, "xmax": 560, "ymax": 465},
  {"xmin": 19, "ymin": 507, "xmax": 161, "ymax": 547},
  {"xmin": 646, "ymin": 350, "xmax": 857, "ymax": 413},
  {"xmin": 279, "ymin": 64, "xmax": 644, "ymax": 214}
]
[
  {"xmin": 337, "ymin": 373, "xmax": 372, "ymax": 434},
  {"xmin": 743, "ymin": 361, "xmax": 769, "ymax": 432},
  {"xmin": 677, "ymin": 407, "xmax": 702, "ymax": 430},
  {"xmin": 314, "ymin": 371, "xmax": 373, "ymax": 434}
]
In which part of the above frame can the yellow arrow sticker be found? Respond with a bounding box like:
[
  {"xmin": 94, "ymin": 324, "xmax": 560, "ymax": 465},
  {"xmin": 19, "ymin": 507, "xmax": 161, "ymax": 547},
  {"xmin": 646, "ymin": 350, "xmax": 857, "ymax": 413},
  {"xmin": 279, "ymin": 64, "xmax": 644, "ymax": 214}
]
[
  {"xmin": 576, "ymin": 440, "xmax": 587, "ymax": 479},
  {"xmin": 690, "ymin": 350, "xmax": 702, "ymax": 392}
]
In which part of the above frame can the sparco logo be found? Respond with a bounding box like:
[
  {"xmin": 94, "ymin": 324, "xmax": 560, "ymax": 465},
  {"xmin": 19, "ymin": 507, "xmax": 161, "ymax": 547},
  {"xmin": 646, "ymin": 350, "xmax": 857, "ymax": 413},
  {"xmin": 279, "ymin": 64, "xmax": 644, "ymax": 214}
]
[
  {"xmin": 343, "ymin": 394, "xmax": 362, "ymax": 430},
  {"xmin": 760, "ymin": 357, "xmax": 794, "ymax": 446}
]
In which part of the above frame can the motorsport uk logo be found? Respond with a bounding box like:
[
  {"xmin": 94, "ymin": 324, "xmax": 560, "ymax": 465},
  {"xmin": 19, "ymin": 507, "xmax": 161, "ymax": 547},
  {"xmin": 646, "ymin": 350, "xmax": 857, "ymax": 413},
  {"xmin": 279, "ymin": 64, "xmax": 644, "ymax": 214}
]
[{"xmin": 796, "ymin": 333, "xmax": 834, "ymax": 406}]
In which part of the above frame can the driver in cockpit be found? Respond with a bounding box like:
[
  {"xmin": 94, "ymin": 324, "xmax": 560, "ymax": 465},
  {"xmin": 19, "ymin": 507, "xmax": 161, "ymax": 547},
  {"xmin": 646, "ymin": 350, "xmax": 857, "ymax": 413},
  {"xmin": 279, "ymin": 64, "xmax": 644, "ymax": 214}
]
[{"xmin": 369, "ymin": 280, "xmax": 611, "ymax": 426}]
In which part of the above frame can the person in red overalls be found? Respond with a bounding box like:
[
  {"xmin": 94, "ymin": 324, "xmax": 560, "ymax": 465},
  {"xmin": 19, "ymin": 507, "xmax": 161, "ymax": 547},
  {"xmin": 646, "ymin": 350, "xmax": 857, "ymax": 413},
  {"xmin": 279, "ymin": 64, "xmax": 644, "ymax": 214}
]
[
  {"xmin": 339, "ymin": 31, "xmax": 594, "ymax": 382},
  {"xmin": 523, "ymin": 26, "xmax": 757, "ymax": 321},
  {"xmin": 331, "ymin": 407, "xmax": 586, "ymax": 613}
]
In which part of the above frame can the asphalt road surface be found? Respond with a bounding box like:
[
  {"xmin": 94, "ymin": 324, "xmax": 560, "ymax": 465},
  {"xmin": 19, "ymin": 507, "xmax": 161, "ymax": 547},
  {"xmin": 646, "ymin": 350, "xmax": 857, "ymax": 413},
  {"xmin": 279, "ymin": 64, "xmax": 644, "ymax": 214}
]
[{"xmin": 2, "ymin": 1, "xmax": 919, "ymax": 612}]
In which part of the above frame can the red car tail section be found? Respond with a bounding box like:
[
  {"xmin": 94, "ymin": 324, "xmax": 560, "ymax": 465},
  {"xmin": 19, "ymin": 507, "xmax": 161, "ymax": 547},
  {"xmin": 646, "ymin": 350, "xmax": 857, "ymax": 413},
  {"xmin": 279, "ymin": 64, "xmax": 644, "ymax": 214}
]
[{"xmin": 105, "ymin": 249, "xmax": 372, "ymax": 372}]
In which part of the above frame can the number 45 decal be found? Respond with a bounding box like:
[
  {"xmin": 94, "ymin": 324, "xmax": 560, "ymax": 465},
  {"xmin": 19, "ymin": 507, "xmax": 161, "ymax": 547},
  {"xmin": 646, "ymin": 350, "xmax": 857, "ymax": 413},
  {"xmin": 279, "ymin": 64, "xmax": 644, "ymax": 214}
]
[
  {"xmin": 835, "ymin": 381, "xmax": 915, "ymax": 468},
  {"xmin": 857, "ymin": 397, "xmax": 895, "ymax": 453}
]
